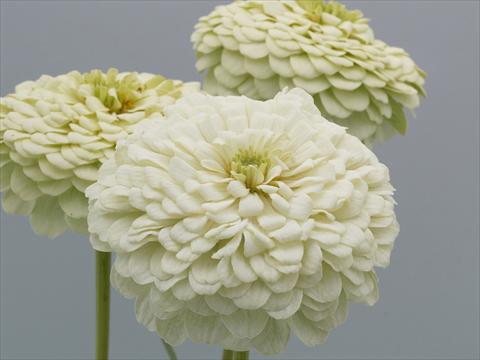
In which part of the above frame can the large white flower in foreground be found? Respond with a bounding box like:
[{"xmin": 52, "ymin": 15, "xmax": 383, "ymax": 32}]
[
  {"xmin": 87, "ymin": 89, "xmax": 398, "ymax": 354},
  {"xmin": 0, "ymin": 69, "xmax": 199, "ymax": 237},
  {"xmin": 192, "ymin": 0, "xmax": 426, "ymax": 145}
]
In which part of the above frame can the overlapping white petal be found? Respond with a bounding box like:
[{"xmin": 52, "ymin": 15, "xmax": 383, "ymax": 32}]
[
  {"xmin": 0, "ymin": 69, "xmax": 200, "ymax": 237},
  {"xmin": 87, "ymin": 89, "xmax": 399, "ymax": 354},
  {"xmin": 192, "ymin": 0, "xmax": 426, "ymax": 145}
]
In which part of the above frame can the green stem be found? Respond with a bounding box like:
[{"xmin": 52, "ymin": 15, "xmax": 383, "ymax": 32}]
[
  {"xmin": 233, "ymin": 351, "xmax": 249, "ymax": 360},
  {"xmin": 96, "ymin": 251, "xmax": 111, "ymax": 360},
  {"xmin": 223, "ymin": 349, "xmax": 234, "ymax": 360},
  {"xmin": 161, "ymin": 339, "xmax": 178, "ymax": 360}
]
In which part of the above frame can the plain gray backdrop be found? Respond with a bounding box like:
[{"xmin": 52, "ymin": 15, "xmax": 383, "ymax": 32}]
[{"xmin": 0, "ymin": 1, "xmax": 479, "ymax": 359}]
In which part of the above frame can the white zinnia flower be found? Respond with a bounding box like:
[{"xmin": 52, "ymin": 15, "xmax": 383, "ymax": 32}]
[
  {"xmin": 0, "ymin": 69, "xmax": 200, "ymax": 238},
  {"xmin": 192, "ymin": 0, "xmax": 426, "ymax": 145},
  {"xmin": 87, "ymin": 89, "xmax": 399, "ymax": 354}
]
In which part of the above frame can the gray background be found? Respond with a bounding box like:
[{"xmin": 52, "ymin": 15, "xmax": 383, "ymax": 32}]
[{"xmin": 0, "ymin": 0, "xmax": 478, "ymax": 359}]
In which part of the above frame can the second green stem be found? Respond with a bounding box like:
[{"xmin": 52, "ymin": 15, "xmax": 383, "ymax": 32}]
[
  {"xmin": 96, "ymin": 251, "xmax": 111, "ymax": 360},
  {"xmin": 223, "ymin": 350, "xmax": 249, "ymax": 360}
]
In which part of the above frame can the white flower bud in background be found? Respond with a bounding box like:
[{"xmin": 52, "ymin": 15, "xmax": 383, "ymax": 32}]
[
  {"xmin": 0, "ymin": 69, "xmax": 200, "ymax": 237},
  {"xmin": 192, "ymin": 0, "xmax": 426, "ymax": 146}
]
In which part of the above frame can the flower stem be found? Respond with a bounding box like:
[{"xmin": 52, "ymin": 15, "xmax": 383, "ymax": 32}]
[
  {"xmin": 161, "ymin": 339, "xmax": 178, "ymax": 360},
  {"xmin": 233, "ymin": 351, "xmax": 249, "ymax": 360},
  {"xmin": 96, "ymin": 251, "xmax": 111, "ymax": 360},
  {"xmin": 222, "ymin": 349, "xmax": 234, "ymax": 360}
]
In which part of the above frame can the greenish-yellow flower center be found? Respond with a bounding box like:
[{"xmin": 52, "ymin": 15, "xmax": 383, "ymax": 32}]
[
  {"xmin": 296, "ymin": 0, "xmax": 363, "ymax": 23},
  {"xmin": 83, "ymin": 68, "xmax": 146, "ymax": 114},
  {"xmin": 230, "ymin": 148, "xmax": 270, "ymax": 190}
]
